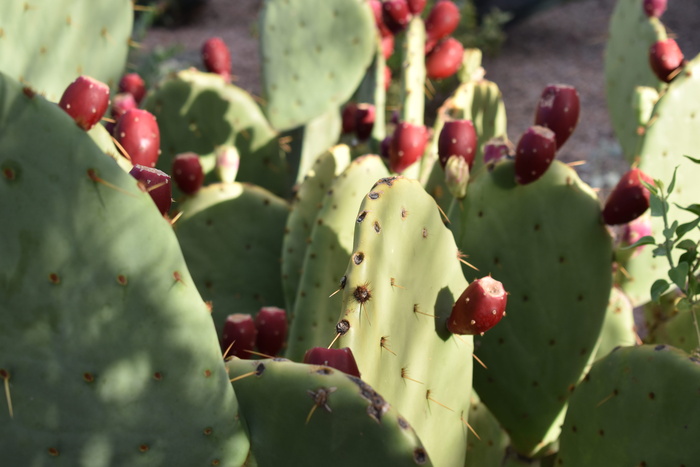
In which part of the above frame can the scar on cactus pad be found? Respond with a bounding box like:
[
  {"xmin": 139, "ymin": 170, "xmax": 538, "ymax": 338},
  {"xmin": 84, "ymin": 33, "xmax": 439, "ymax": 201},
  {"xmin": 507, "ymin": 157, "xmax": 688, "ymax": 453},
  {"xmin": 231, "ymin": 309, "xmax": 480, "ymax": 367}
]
[{"xmin": 447, "ymin": 276, "xmax": 508, "ymax": 335}]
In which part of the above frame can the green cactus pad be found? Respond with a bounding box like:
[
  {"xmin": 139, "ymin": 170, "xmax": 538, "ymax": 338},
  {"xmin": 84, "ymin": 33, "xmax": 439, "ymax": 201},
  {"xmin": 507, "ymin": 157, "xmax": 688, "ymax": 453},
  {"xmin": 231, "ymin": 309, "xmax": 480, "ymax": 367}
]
[
  {"xmin": 453, "ymin": 160, "xmax": 613, "ymax": 456},
  {"xmin": 259, "ymin": 0, "xmax": 376, "ymax": 131},
  {"xmin": 286, "ymin": 155, "xmax": 390, "ymax": 361},
  {"xmin": 400, "ymin": 16, "xmax": 427, "ymax": 127},
  {"xmin": 174, "ymin": 182, "xmax": 289, "ymax": 336},
  {"xmin": 0, "ymin": 72, "xmax": 247, "ymax": 466},
  {"xmin": 604, "ymin": 0, "xmax": 667, "ymax": 161},
  {"xmin": 0, "ymin": 0, "xmax": 133, "ymax": 102},
  {"xmin": 228, "ymin": 358, "xmax": 432, "ymax": 466},
  {"xmin": 464, "ymin": 392, "xmax": 510, "ymax": 467},
  {"xmin": 143, "ymin": 69, "xmax": 290, "ymax": 198},
  {"xmin": 593, "ymin": 287, "xmax": 637, "ymax": 362},
  {"xmin": 281, "ymin": 145, "xmax": 351, "ymax": 313},
  {"xmin": 336, "ymin": 177, "xmax": 473, "ymax": 467},
  {"xmin": 88, "ymin": 124, "xmax": 133, "ymax": 173},
  {"xmin": 557, "ymin": 345, "xmax": 700, "ymax": 466}
]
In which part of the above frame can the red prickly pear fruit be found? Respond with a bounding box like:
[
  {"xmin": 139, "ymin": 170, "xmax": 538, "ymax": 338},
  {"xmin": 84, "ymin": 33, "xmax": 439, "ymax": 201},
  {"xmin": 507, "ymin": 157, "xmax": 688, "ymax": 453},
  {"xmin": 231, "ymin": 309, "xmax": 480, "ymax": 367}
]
[
  {"xmin": 620, "ymin": 215, "xmax": 652, "ymax": 257},
  {"xmin": 202, "ymin": 37, "xmax": 232, "ymax": 82},
  {"xmin": 384, "ymin": 66, "xmax": 392, "ymax": 91},
  {"xmin": 643, "ymin": 0, "xmax": 666, "ymax": 18},
  {"xmin": 438, "ymin": 119, "xmax": 477, "ymax": 169},
  {"xmin": 341, "ymin": 102, "xmax": 358, "ymax": 134},
  {"xmin": 129, "ymin": 165, "xmax": 172, "ymax": 215},
  {"xmin": 382, "ymin": 0, "xmax": 411, "ymax": 34},
  {"xmin": 114, "ymin": 109, "xmax": 161, "ymax": 168},
  {"xmin": 407, "ymin": 0, "xmax": 427, "ymax": 15},
  {"xmin": 426, "ymin": 37, "xmax": 464, "ymax": 80},
  {"xmin": 172, "ymin": 152, "xmax": 204, "ymax": 195},
  {"xmin": 58, "ymin": 76, "xmax": 110, "ymax": 131},
  {"xmin": 514, "ymin": 125, "xmax": 557, "ymax": 185},
  {"xmin": 369, "ymin": 0, "xmax": 392, "ymax": 37},
  {"xmin": 354, "ymin": 104, "xmax": 376, "ymax": 141},
  {"xmin": 389, "ymin": 122, "xmax": 428, "ymax": 173},
  {"xmin": 381, "ymin": 34, "xmax": 395, "ymax": 60},
  {"xmin": 649, "ymin": 39, "xmax": 684, "ymax": 83},
  {"xmin": 380, "ymin": 135, "xmax": 392, "ymax": 163},
  {"xmin": 483, "ymin": 136, "xmax": 514, "ymax": 164},
  {"xmin": 534, "ymin": 84, "xmax": 580, "ymax": 150},
  {"xmin": 602, "ymin": 169, "xmax": 654, "ymax": 225},
  {"xmin": 221, "ymin": 313, "xmax": 257, "ymax": 359},
  {"xmin": 303, "ymin": 347, "xmax": 361, "ymax": 378},
  {"xmin": 111, "ymin": 92, "xmax": 137, "ymax": 120},
  {"xmin": 254, "ymin": 307, "xmax": 288, "ymax": 357},
  {"xmin": 447, "ymin": 276, "xmax": 507, "ymax": 335},
  {"xmin": 425, "ymin": 1, "xmax": 460, "ymax": 43},
  {"xmin": 118, "ymin": 73, "xmax": 146, "ymax": 104}
]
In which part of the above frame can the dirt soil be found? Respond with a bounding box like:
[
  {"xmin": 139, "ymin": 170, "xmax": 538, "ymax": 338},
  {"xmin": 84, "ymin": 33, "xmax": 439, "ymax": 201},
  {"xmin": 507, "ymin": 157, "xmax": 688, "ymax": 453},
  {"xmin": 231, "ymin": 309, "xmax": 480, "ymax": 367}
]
[{"xmin": 141, "ymin": 0, "xmax": 700, "ymax": 191}]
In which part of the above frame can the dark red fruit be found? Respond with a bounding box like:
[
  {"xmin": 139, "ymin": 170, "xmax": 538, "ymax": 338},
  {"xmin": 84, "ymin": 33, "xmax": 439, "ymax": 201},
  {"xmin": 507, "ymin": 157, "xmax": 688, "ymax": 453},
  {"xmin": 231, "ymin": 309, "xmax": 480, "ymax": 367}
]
[
  {"xmin": 369, "ymin": 0, "xmax": 392, "ymax": 37},
  {"xmin": 514, "ymin": 125, "xmax": 557, "ymax": 185},
  {"xmin": 426, "ymin": 37, "xmax": 464, "ymax": 80},
  {"xmin": 534, "ymin": 84, "xmax": 580, "ymax": 150},
  {"xmin": 643, "ymin": 0, "xmax": 666, "ymax": 18},
  {"xmin": 602, "ymin": 169, "xmax": 654, "ymax": 225},
  {"xmin": 649, "ymin": 39, "xmax": 684, "ymax": 83},
  {"xmin": 221, "ymin": 313, "xmax": 257, "ymax": 359},
  {"xmin": 303, "ymin": 347, "xmax": 361, "ymax": 378},
  {"xmin": 172, "ymin": 152, "xmax": 204, "ymax": 195},
  {"xmin": 438, "ymin": 119, "xmax": 477, "ymax": 169},
  {"xmin": 354, "ymin": 104, "xmax": 376, "ymax": 141},
  {"xmin": 202, "ymin": 37, "xmax": 232, "ymax": 82},
  {"xmin": 129, "ymin": 165, "xmax": 172, "ymax": 215},
  {"xmin": 114, "ymin": 109, "xmax": 161, "ymax": 168},
  {"xmin": 382, "ymin": 0, "xmax": 411, "ymax": 34},
  {"xmin": 407, "ymin": 0, "xmax": 427, "ymax": 15},
  {"xmin": 254, "ymin": 307, "xmax": 288, "ymax": 357},
  {"xmin": 118, "ymin": 73, "xmax": 146, "ymax": 104},
  {"xmin": 447, "ymin": 276, "xmax": 507, "ymax": 335},
  {"xmin": 341, "ymin": 103, "xmax": 358, "ymax": 134},
  {"xmin": 111, "ymin": 93, "xmax": 137, "ymax": 120},
  {"xmin": 425, "ymin": 1, "xmax": 460, "ymax": 43},
  {"xmin": 58, "ymin": 76, "xmax": 110, "ymax": 131},
  {"xmin": 483, "ymin": 136, "xmax": 514, "ymax": 164},
  {"xmin": 389, "ymin": 122, "xmax": 428, "ymax": 173},
  {"xmin": 380, "ymin": 135, "xmax": 392, "ymax": 162}
]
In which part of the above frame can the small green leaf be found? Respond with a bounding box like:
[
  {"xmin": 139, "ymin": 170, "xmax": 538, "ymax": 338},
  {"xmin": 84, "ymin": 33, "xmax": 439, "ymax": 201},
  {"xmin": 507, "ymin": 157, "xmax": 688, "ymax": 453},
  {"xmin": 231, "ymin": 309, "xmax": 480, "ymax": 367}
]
[
  {"xmin": 667, "ymin": 166, "xmax": 679, "ymax": 195},
  {"xmin": 651, "ymin": 279, "xmax": 670, "ymax": 302},
  {"xmin": 663, "ymin": 220, "xmax": 679, "ymax": 240},
  {"xmin": 676, "ymin": 218, "xmax": 700, "ymax": 239},
  {"xmin": 683, "ymin": 155, "xmax": 700, "ymax": 165},
  {"xmin": 677, "ymin": 297, "xmax": 691, "ymax": 313},
  {"xmin": 650, "ymin": 196, "xmax": 668, "ymax": 217},
  {"xmin": 669, "ymin": 263, "xmax": 689, "ymax": 290},
  {"xmin": 676, "ymin": 239, "xmax": 697, "ymax": 251},
  {"xmin": 679, "ymin": 250, "xmax": 697, "ymax": 267},
  {"xmin": 620, "ymin": 235, "xmax": 656, "ymax": 250},
  {"xmin": 677, "ymin": 203, "xmax": 700, "ymax": 216},
  {"xmin": 688, "ymin": 275, "xmax": 699, "ymax": 298},
  {"xmin": 642, "ymin": 179, "xmax": 659, "ymax": 196},
  {"xmin": 652, "ymin": 244, "xmax": 669, "ymax": 257}
]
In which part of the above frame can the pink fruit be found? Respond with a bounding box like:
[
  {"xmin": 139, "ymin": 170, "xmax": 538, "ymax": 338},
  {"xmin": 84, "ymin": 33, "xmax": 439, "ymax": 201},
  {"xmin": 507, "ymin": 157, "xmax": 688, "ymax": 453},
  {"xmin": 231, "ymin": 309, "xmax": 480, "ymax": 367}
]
[
  {"xmin": 221, "ymin": 313, "xmax": 257, "ymax": 359},
  {"xmin": 447, "ymin": 276, "xmax": 507, "ymax": 335},
  {"xmin": 603, "ymin": 169, "xmax": 654, "ymax": 225},
  {"xmin": 202, "ymin": 37, "xmax": 232, "ymax": 82},
  {"xmin": 118, "ymin": 73, "xmax": 146, "ymax": 104},
  {"xmin": 354, "ymin": 104, "xmax": 376, "ymax": 141},
  {"xmin": 621, "ymin": 215, "xmax": 653, "ymax": 257},
  {"xmin": 649, "ymin": 39, "xmax": 684, "ymax": 83},
  {"xmin": 129, "ymin": 165, "xmax": 172, "ymax": 215},
  {"xmin": 534, "ymin": 84, "xmax": 580, "ymax": 150},
  {"xmin": 381, "ymin": 34, "xmax": 395, "ymax": 60},
  {"xmin": 111, "ymin": 92, "xmax": 137, "ymax": 120},
  {"xmin": 389, "ymin": 122, "xmax": 428, "ymax": 173},
  {"xmin": 407, "ymin": 0, "xmax": 427, "ymax": 15},
  {"xmin": 341, "ymin": 102, "xmax": 358, "ymax": 134},
  {"xmin": 384, "ymin": 66, "xmax": 392, "ymax": 91},
  {"xmin": 425, "ymin": 1, "xmax": 460, "ymax": 43},
  {"xmin": 172, "ymin": 152, "xmax": 204, "ymax": 195},
  {"xmin": 426, "ymin": 37, "xmax": 464, "ymax": 80},
  {"xmin": 58, "ymin": 76, "xmax": 110, "ymax": 131},
  {"xmin": 114, "ymin": 109, "xmax": 161, "ymax": 168},
  {"xmin": 369, "ymin": 0, "xmax": 392, "ymax": 37},
  {"xmin": 438, "ymin": 119, "xmax": 477, "ymax": 169},
  {"xmin": 643, "ymin": 0, "xmax": 666, "ymax": 18},
  {"xmin": 254, "ymin": 307, "xmax": 288, "ymax": 357},
  {"xmin": 514, "ymin": 125, "xmax": 557, "ymax": 185},
  {"xmin": 382, "ymin": 0, "xmax": 411, "ymax": 34},
  {"xmin": 303, "ymin": 347, "xmax": 361, "ymax": 378},
  {"xmin": 483, "ymin": 136, "xmax": 514, "ymax": 164}
]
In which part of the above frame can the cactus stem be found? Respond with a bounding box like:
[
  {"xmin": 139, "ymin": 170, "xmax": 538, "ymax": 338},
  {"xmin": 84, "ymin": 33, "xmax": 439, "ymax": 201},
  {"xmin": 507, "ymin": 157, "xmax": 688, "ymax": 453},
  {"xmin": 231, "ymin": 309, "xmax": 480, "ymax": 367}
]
[
  {"xmin": 460, "ymin": 415, "xmax": 481, "ymax": 440},
  {"xmin": 0, "ymin": 369, "xmax": 12, "ymax": 419},
  {"xmin": 426, "ymin": 389, "xmax": 454, "ymax": 412},
  {"xmin": 595, "ymin": 389, "xmax": 619, "ymax": 408},
  {"xmin": 87, "ymin": 169, "xmax": 138, "ymax": 198},
  {"xmin": 400, "ymin": 367, "xmax": 423, "ymax": 384},
  {"xmin": 380, "ymin": 336, "xmax": 397, "ymax": 356},
  {"xmin": 229, "ymin": 370, "xmax": 257, "ymax": 383}
]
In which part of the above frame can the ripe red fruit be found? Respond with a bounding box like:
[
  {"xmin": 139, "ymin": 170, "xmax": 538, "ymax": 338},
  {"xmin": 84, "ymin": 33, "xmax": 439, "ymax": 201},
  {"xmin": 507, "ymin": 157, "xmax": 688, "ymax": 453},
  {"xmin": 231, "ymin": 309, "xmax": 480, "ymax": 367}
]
[
  {"xmin": 254, "ymin": 307, "xmax": 288, "ymax": 357},
  {"xmin": 354, "ymin": 104, "xmax": 376, "ymax": 141},
  {"xmin": 643, "ymin": 0, "xmax": 666, "ymax": 18},
  {"xmin": 389, "ymin": 122, "xmax": 428, "ymax": 173},
  {"xmin": 514, "ymin": 125, "xmax": 557, "ymax": 185},
  {"xmin": 438, "ymin": 119, "xmax": 477, "ymax": 169},
  {"xmin": 649, "ymin": 39, "xmax": 684, "ymax": 83},
  {"xmin": 425, "ymin": 1, "xmax": 460, "ymax": 43},
  {"xmin": 381, "ymin": 34, "xmax": 395, "ymax": 60},
  {"xmin": 221, "ymin": 313, "xmax": 257, "ymax": 359},
  {"xmin": 382, "ymin": 0, "xmax": 411, "ymax": 34},
  {"xmin": 111, "ymin": 93, "xmax": 137, "ymax": 120},
  {"xmin": 426, "ymin": 37, "xmax": 464, "ymax": 80},
  {"xmin": 129, "ymin": 165, "xmax": 172, "ymax": 215},
  {"xmin": 113, "ymin": 109, "xmax": 161, "ymax": 168},
  {"xmin": 369, "ymin": 0, "xmax": 392, "ymax": 37},
  {"xmin": 118, "ymin": 73, "xmax": 146, "ymax": 104},
  {"xmin": 303, "ymin": 347, "xmax": 361, "ymax": 378},
  {"xmin": 447, "ymin": 276, "xmax": 507, "ymax": 335},
  {"xmin": 534, "ymin": 84, "xmax": 580, "ymax": 150},
  {"xmin": 58, "ymin": 76, "xmax": 110, "ymax": 131},
  {"xmin": 202, "ymin": 37, "xmax": 232, "ymax": 82},
  {"xmin": 172, "ymin": 152, "xmax": 204, "ymax": 195},
  {"xmin": 341, "ymin": 103, "xmax": 358, "ymax": 134},
  {"xmin": 407, "ymin": 0, "xmax": 427, "ymax": 15},
  {"xmin": 602, "ymin": 169, "xmax": 654, "ymax": 225}
]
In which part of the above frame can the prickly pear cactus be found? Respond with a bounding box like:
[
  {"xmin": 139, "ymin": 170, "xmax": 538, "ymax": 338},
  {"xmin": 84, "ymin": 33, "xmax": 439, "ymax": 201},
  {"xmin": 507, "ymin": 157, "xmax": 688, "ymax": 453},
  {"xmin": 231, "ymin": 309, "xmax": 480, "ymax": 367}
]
[
  {"xmin": 259, "ymin": 0, "xmax": 376, "ymax": 131},
  {"xmin": 228, "ymin": 358, "xmax": 432, "ymax": 466},
  {"xmin": 454, "ymin": 160, "xmax": 613, "ymax": 456},
  {"xmin": 286, "ymin": 155, "xmax": 390, "ymax": 360},
  {"xmin": 557, "ymin": 345, "xmax": 700, "ymax": 466},
  {"xmin": 0, "ymin": 72, "xmax": 248, "ymax": 466},
  {"xmin": 593, "ymin": 287, "xmax": 637, "ymax": 361},
  {"xmin": 464, "ymin": 392, "xmax": 510, "ymax": 467},
  {"xmin": 400, "ymin": 16, "xmax": 427, "ymax": 126},
  {"xmin": 336, "ymin": 177, "xmax": 473, "ymax": 467},
  {"xmin": 0, "ymin": 0, "xmax": 133, "ymax": 102},
  {"xmin": 174, "ymin": 182, "xmax": 289, "ymax": 334},
  {"xmin": 88, "ymin": 123, "xmax": 133, "ymax": 173}
]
